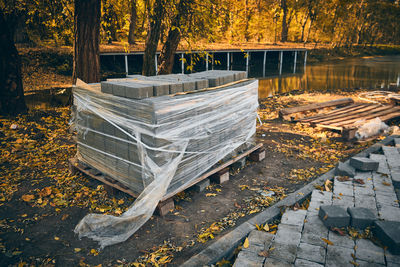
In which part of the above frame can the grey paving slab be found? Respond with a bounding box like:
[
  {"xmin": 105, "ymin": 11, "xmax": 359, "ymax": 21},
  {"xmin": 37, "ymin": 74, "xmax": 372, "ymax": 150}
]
[
  {"xmin": 334, "ymin": 183, "xmax": 354, "ymax": 197},
  {"xmin": 334, "ymin": 176, "xmax": 353, "ymax": 186},
  {"xmin": 233, "ymin": 250, "xmax": 264, "ymax": 267},
  {"xmin": 274, "ymin": 224, "xmax": 302, "ymax": 245},
  {"xmin": 347, "ymin": 207, "xmax": 377, "ymax": 229},
  {"xmin": 328, "ymin": 230, "xmax": 355, "ymax": 249},
  {"xmin": 354, "ymin": 184, "xmax": 375, "ymax": 196},
  {"xmin": 332, "ymin": 195, "xmax": 354, "ymax": 208},
  {"xmin": 378, "ymin": 205, "xmax": 400, "ymax": 222},
  {"xmin": 264, "ymin": 257, "xmax": 292, "ymax": 267},
  {"xmin": 325, "ymin": 245, "xmax": 355, "ymax": 267},
  {"xmin": 294, "ymin": 258, "xmax": 324, "ymax": 267},
  {"xmin": 387, "ymin": 262, "xmax": 400, "ymax": 267},
  {"xmin": 268, "ymin": 242, "xmax": 298, "ymax": 263},
  {"xmin": 296, "ymin": 242, "xmax": 326, "ymax": 264},
  {"xmin": 383, "ymin": 146, "xmax": 400, "ymax": 171},
  {"xmin": 355, "ymin": 239, "xmax": 385, "ymax": 265},
  {"xmin": 319, "ymin": 205, "xmax": 350, "ymax": 228},
  {"xmin": 247, "ymin": 230, "xmax": 275, "ymax": 248},
  {"xmin": 280, "ymin": 209, "xmax": 307, "ymax": 232},
  {"xmin": 370, "ymin": 154, "xmax": 390, "ymax": 175},
  {"xmin": 335, "ymin": 162, "xmax": 356, "ymax": 177},
  {"xmin": 386, "ymin": 250, "xmax": 400, "ymax": 264},
  {"xmin": 356, "ymin": 260, "xmax": 385, "ymax": 267},
  {"xmin": 350, "ymin": 157, "xmax": 379, "ymax": 171},
  {"xmin": 375, "ymin": 191, "xmax": 399, "ymax": 208}
]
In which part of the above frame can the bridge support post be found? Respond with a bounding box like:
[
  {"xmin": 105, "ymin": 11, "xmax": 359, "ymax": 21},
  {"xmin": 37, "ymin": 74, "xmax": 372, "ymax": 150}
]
[
  {"xmin": 293, "ymin": 51, "xmax": 297, "ymax": 74},
  {"xmin": 206, "ymin": 53, "xmax": 209, "ymax": 71},
  {"xmin": 263, "ymin": 51, "xmax": 267, "ymax": 77},
  {"xmin": 124, "ymin": 55, "xmax": 128, "ymax": 76},
  {"xmin": 181, "ymin": 53, "xmax": 184, "ymax": 74},
  {"xmin": 279, "ymin": 51, "xmax": 283, "ymax": 75},
  {"xmin": 246, "ymin": 52, "xmax": 249, "ymax": 75}
]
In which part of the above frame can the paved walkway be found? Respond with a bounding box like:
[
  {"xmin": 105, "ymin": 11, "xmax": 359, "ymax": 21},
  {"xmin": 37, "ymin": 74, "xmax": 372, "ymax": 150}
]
[{"xmin": 233, "ymin": 145, "xmax": 400, "ymax": 267}]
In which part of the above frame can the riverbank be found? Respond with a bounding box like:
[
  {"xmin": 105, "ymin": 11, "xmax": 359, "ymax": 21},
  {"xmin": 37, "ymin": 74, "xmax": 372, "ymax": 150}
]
[{"xmin": 17, "ymin": 43, "xmax": 400, "ymax": 92}]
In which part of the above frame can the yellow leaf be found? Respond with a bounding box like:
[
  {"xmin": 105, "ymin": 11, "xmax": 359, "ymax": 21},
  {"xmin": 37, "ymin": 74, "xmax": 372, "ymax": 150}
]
[
  {"xmin": 16, "ymin": 138, "xmax": 23, "ymax": 144},
  {"xmin": 117, "ymin": 199, "xmax": 124, "ymax": 205},
  {"xmin": 243, "ymin": 237, "xmax": 249, "ymax": 248},
  {"xmin": 54, "ymin": 236, "xmax": 60, "ymax": 240},
  {"xmin": 21, "ymin": 194, "xmax": 35, "ymax": 202},
  {"xmin": 321, "ymin": 238, "xmax": 334, "ymax": 245},
  {"xmin": 263, "ymin": 224, "xmax": 270, "ymax": 232},
  {"xmin": 90, "ymin": 248, "xmax": 99, "ymax": 256},
  {"xmin": 74, "ymin": 248, "xmax": 81, "ymax": 253},
  {"xmin": 205, "ymin": 193, "xmax": 217, "ymax": 197}
]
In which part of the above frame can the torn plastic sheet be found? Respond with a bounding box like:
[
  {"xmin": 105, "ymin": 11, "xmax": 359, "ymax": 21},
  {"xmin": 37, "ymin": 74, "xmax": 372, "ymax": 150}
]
[{"xmin": 71, "ymin": 79, "xmax": 259, "ymax": 248}]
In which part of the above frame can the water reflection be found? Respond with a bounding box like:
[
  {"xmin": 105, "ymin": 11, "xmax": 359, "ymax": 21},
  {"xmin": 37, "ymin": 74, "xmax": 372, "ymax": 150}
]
[{"xmin": 258, "ymin": 56, "xmax": 400, "ymax": 99}]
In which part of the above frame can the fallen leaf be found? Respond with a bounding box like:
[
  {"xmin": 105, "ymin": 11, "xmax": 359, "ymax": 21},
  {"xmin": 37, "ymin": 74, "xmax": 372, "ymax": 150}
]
[
  {"xmin": 54, "ymin": 236, "xmax": 60, "ymax": 240},
  {"xmin": 349, "ymin": 260, "xmax": 359, "ymax": 266},
  {"xmin": 263, "ymin": 224, "xmax": 270, "ymax": 232},
  {"xmin": 337, "ymin": 176, "xmax": 350, "ymax": 182},
  {"xmin": 205, "ymin": 193, "xmax": 217, "ymax": 197},
  {"xmin": 74, "ymin": 248, "xmax": 81, "ymax": 253},
  {"xmin": 21, "ymin": 194, "xmax": 35, "ymax": 202},
  {"xmin": 323, "ymin": 214, "xmax": 328, "ymax": 220},
  {"xmin": 321, "ymin": 238, "xmax": 334, "ymax": 245},
  {"xmin": 354, "ymin": 179, "xmax": 365, "ymax": 185},
  {"xmin": 258, "ymin": 250, "xmax": 269, "ymax": 257},
  {"xmin": 243, "ymin": 237, "xmax": 249, "ymax": 248},
  {"xmin": 61, "ymin": 214, "xmax": 69, "ymax": 221},
  {"xmin": 331, "ymin": 227, "xmax": 346, "ymax": 236},
  {"xmin": 382, "ymin": 181, "xmax": 391, "ymax": 186},
  {"xmin": 325, "ymin": 179, "xmax": 332, "ymax": 191}
]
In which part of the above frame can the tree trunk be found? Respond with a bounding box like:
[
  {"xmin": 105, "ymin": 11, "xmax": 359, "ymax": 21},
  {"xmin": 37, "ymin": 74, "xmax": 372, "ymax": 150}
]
[
  {"xmin": 128, "ymin": 0, "xmax": 137, "ymax": 44},
  {"xmin": 280, "ymin": 0, "xmax": 288, "ymax": 42},
  {"xmin": 158, "ymin": 0, "xmax": 192, "ymax": 75},
  {"xmin": 0, "ymin": 10, "xmax": 27, "ymax": 115},
  {"xmin": 142, "ymin": 0, "xmax": 165, "ymax": 76},
  {"xmin": 73, "ymin": 0, "xmax": 101, "ymax": 84}
]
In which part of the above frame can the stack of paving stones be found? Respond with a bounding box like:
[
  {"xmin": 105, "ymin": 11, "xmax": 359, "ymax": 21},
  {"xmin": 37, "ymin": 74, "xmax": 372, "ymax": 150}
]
[
  {"xmin": 233, "ymin": 144, "xmax": 400, "ymax": 266},
  {"xmin": 75, "ymin": 71, "xmax": 255, "ymax": 196}
]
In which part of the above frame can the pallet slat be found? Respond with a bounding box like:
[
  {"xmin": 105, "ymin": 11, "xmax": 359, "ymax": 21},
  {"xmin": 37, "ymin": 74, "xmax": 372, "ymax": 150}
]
[
  {"xmin": 298, "ymin": 103, "xmax": 366, "ymax": 122},
  {"xmin": 306, "ymin": 104, "xmax": 378, "ymax": 124},
  {"xmin": 331, "ymin": 107, "xmax": 400, "ymax": 127}
]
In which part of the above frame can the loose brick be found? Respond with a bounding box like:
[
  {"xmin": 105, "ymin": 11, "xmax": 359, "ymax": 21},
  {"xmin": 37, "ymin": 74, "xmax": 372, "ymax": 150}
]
[
  {"xmin": 335, "ymin": 162, "xmax": 356, "ymax": 177},
  {"xmin": 350, "ymin": 157, "xmax": 379, "ymax": 171},
  {"xmin": 319, "ymin": 205, "xmax": 350, "ymax": 228},
  {"xmin": 347, "ymin": 207, "xmax": 377, "ymax": 229},
  {"xmin": 373, "ymin": 220, "xmax": 400, "ymax": 255}
]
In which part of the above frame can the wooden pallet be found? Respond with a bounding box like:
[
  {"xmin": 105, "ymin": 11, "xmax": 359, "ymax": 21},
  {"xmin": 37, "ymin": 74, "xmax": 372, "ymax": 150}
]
[
  {"xmin": 68, "ymin": 143, "xmax": 265, "ymax": 215},
  {"xmin": 295, "ymin": 103, "xmax": 400, "ymax": 140}
]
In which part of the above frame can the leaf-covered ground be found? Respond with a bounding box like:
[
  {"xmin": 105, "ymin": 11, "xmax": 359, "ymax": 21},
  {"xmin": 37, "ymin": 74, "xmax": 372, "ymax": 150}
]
[{"xmin": 1, "ymin": 90, "xmax": 393, "ymax": 266}]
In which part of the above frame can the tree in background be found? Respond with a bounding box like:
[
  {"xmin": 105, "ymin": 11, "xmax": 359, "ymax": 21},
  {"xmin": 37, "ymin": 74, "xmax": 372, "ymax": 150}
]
[
  {"xmin": 157, "ymin": 0, "xmax": 194, "ymax": 74},
  {"xmin": 128, "ymin": 0, "xmax": 137, "ymax": 44},
  {"xmin": 142, "ymin": 0, "xmax": 165, "ymax": 76},
  {"xmin": 73, "ymin": 0, "xmax": 101, "ymax": 83},
  {"xmin": 0, "ymin": 9, "xmax": 27, "ymax": 115}
]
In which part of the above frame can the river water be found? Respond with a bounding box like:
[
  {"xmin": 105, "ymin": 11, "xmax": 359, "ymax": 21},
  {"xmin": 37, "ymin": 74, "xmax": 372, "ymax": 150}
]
[{"xmin": 258, "ymin": 56, "xmax": 400, "ymax": 99}]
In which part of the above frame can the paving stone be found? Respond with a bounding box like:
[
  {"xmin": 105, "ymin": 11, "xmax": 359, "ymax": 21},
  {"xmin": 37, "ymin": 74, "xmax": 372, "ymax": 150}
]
[
  {"xmin": 395, "ymin": 138, "xmax": 400, "ymax": 147},
  {"xmin": 392, "ymin": 171, "xmax": 400, "ymax": 189},
  {"xmin": 274, "ymin": 224, "xmax": 302, "ymax": 245},
  {"xmin": 319, "ymin": 205, "xmax": 350, "ymax": 228},
  {"xmin": 383, "ymin": 146, "xmax": 400, "ymax": 171},
  {"xmin": 300, "ymin": 231, "xmax": 328, "ymax": 248},
  {"xmin": 387, "ymin": 262, "xmax": 400, "ymax": 267},
  {"xmin": 311, "ymin": 190, "xmax": 333, "ymax": 202},
  {"xmin": 354, "ymin": 184, "xmax": 375, "ymax": 196},
  {"xmin": 373, "ymin": 220, "xmax": 400, "ymax": 254},
  {"xmin": 347, "ymin": 207, "xmax": 377, "ymax": 229},
  {"xmin": 335, "ymin": 162, "xmax": 356, "ymax": 177},
  {"xmin": 193, "ymin": 178, "xmax": 210, "ymax": 192},
  {"xmin": 296, "ymin": 242, "xmax": 326, "ymax": 264},
  {"xmin": 308, "ymin": 198, "xmax": 332, "ymax": 213},
  {"xmin": 264, "ymin": 257, "xmax": 291, "ymax": 267},
  {"xmin": 355, "ymin": 239, "xmax": 385, "ymax": 264},
  {"xmin": 386, "ymin": 250, "xmax": 400, "ymax": 264},
  {"xmin": 355, "ymin": 260, "xmax": 385, "ymax": 267},
  {"xmin": 333, "ymin": 195, "xmax": 354, "ymax": 208},
  {"xmin": 350, "ymin": 157, "xmax": 379, "ymax": 171},
  {"xmin": 334, "ymin": 183, "xmax": 354, "ymax": 197},
  {"xmin": 375, "ymin": 192, "xmax": 399, "ymax": 208},
  {"xmin": 328, "ymin": 230, "xmax": 355, "ymax": 249},
  {"xmin": 280, "ymin": 209, "xmax": 307, "ymax": 232},
  {"xmin": 354, "ymin": 195, "xmax": 378, "ymax": 214},
  {"xmin": 247, "ymin": 230, "xmax": 275, "ymax": 248},
  {"xmin": 294, "ymin": 258, "xmax": 324, "ymax": 267},
  {"xmin": 370, "ymin": 154, "xmax": 390, "ymax": 175},
  {"xmin": 268, "ymin": 242, "xmax": 297, "ymax": 263},
  {"xmin": 233, "ymin": 250, "xmax": 264, "ymax": 267},
  {"xmin": 373, "ymin": 172, "xmax": 396, "ymax": 193},
  {"xmin": 326, "ymin": 245, "xmax": 355, "ymax": 267},
  {"xmin": 378, "ymin": 205, "xmax": 400, "ymax": 222}
]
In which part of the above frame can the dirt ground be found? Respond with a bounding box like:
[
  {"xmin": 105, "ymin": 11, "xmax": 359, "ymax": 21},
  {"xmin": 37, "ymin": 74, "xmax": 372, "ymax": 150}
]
[{"xmin": 1, "ymin": 90, "xmax": 392, "ymax": 266}]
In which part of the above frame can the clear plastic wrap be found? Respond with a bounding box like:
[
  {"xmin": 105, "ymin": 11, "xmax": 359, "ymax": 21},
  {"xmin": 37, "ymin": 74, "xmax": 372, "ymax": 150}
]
[{"xmin": 71, "ymin": 79, "xmax": 259, "ymax": 248}]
